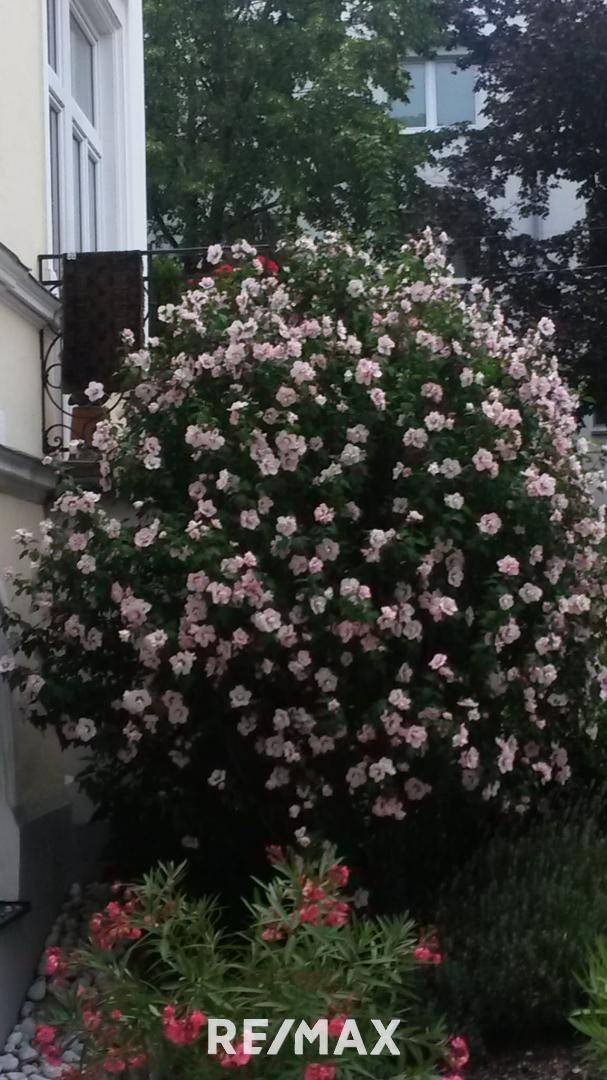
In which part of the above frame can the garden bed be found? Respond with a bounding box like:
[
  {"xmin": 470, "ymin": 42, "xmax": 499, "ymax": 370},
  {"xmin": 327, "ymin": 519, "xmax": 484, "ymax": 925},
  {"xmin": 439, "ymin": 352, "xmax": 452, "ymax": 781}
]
[{"xmin": 468, "ymin": 1043, "xmax": 599, "ymax": 1080}]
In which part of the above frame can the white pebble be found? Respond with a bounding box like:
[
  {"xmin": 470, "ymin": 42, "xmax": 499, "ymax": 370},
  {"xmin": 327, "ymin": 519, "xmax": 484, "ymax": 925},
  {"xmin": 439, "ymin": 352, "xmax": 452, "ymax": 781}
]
[
  {"xmin": 5, "ymin": 1033, "xmax": 23, "ymax": 1052},
  {"xmin": 41, "ymin": 1066, "xmax": 62, "ymax": 1080},
  {"xmin": 17, "ymin": 1046, "xmax": 38, "ymax": 1064},
  {"xmin": 16, "ymin": 1022, "xmax": 36, "ymax": 1041},
  {"xmin": 0, "ymin": 1055, "xmax": 20, "ymax": 1071},
  {"xmin": 26, "ymin": 979, "xmax": 46, "ymax": 1004}
]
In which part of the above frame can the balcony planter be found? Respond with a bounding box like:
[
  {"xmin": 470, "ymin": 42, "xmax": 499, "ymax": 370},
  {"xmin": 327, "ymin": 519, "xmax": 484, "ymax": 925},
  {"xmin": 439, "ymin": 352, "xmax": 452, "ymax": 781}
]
[{"xmin": 70, "ymin": 404, "xmax": 105, "ymax": 446}]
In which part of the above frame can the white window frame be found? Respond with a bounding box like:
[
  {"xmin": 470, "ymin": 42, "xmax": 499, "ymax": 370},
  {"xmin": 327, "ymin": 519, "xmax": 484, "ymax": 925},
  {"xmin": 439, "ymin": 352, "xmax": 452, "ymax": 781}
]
[
  {"xmin": 46, "ymin": 1, "xmax": 107, "ymax": 253},
  {"xmin": 43, "ymin": 0, "xmax": 148, "ymax": 258},
  {"xmin": 396, "ymin": 53, "xmax": 481, "ymax": 134}
]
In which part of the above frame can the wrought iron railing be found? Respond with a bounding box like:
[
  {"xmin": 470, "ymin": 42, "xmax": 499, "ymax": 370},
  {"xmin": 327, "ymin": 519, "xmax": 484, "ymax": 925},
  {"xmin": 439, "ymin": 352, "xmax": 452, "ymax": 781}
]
[{"xmin": 38, "ymin": 246, "xmax": 271, "ymax": 454}]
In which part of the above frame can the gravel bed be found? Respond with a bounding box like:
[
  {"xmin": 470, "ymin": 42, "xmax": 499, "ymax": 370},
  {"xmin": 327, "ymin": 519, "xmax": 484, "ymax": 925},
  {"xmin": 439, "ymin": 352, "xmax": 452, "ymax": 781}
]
[{"xmin": 0, "ymin": 884, "xmax": 108, "ymax": 1080}]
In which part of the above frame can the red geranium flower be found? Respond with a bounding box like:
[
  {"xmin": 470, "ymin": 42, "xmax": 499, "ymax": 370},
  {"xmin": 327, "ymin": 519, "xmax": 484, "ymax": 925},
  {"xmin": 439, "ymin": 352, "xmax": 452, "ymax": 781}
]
[{"xmin": 257, "ymin": 254, "xmax": 280, "ymax": 276}]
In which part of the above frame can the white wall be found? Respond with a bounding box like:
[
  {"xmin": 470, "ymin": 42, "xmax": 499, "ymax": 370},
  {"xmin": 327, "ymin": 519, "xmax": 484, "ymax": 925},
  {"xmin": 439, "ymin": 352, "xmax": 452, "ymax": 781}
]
[{"xmin": 0, "ymin": 4, "xmax": 48, "ymax": 269}]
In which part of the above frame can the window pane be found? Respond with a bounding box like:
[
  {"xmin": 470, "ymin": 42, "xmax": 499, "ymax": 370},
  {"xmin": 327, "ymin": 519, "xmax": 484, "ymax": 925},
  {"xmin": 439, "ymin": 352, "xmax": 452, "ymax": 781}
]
[
  {"xmin": 70, "ymin": 15, "xmax": 95, "ymax": 122},
  {"xmin": 88, "ymin": 157, "xmax": 98, "ymax": 251},
  {"xmin": 73, "ymin": 134, "xmax": 83, "ymax": 250},
  {"xmin": 49, "ymin": 106, "xmax": 61, "ymax": 253},
  {"xmin": 47, "ymin": 0, "xmax": 58, "ymax": 71},
  {"xmin": 391, "ymin": 62, "xmax": 427, "ymax": 128},
  {"xmin": 436, "ymin": 61, "xmax": 477, "ymax": 126}
]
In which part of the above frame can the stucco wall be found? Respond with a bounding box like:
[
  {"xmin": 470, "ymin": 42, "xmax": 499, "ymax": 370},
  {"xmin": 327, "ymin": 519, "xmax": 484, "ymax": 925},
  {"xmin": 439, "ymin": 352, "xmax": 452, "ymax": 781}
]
[
  {"xmin": 0, "ymin": 306, "xmax": 44, "ymax": 459},
  {"xmin": 0, "ymin": 493, "xmax": 66, "ymax": 812},
  {"xmin": 0, "ymin": 3, "xmax": 47, "ymax": 270}
]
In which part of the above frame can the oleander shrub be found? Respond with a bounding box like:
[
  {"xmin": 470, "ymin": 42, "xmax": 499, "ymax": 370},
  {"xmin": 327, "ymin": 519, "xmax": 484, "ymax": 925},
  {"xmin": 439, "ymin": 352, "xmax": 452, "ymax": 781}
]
[
  {"xmin": 40, "ymin": 850, "xmax": 457, "ymax": 1080},
  {"xmin": 2, "ymin": 231, "xmax": 607, "ymax": 866},
  {"xmin": 433, "ymin": 799, "xmax": 607, "ymax": 1044}
]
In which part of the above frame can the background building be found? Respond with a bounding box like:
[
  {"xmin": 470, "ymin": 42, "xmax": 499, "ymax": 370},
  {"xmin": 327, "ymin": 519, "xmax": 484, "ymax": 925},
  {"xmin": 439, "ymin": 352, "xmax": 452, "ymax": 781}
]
[{"xmin": 391, "ymin": 52, "xmax": 585, "ymax": 247}]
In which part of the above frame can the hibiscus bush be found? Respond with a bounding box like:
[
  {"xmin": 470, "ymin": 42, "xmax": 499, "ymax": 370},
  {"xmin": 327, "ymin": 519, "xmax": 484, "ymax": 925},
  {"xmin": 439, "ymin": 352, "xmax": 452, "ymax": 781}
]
[
  {"xmin": 2, "ymin": 231, "xmax": 607, "ymax": 867},
  {"xmin": 40, "ymin": 849, "xmax": 454, "ymax": 1079}
]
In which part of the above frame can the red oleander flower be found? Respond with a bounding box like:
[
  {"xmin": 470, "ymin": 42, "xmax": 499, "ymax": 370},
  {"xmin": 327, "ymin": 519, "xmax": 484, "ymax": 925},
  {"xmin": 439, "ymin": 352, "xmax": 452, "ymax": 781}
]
[
  {"xmin": 323, "ymin": 900, "xmax": 350, "ymax": 928},
  {"xmin": 103, "ymin": 1054, "xmax": 127, "ymax": 1074},
  {"xmin": 34, "ymin": 1026, "xmax": 57, "ymax": 1046},
  {"xmin": 44, "ymin": 946, "xmax": 68, "ymax": 979},
  {"xmin": 219, "ymin": 1042, "xmax": 252, "ymax": 1068},
  {"xmin": 327, "ymin": 865, "xmax": 350, "ymax": 889},
  {"xmin": 261, "ymin": 923, "xmax": 285, "ymax": 941},
  {"xmin": 304, "ymin": 1066, "xmax": 337, "ymax": 1080},
  {"xmin": 89, "ymin": 899, "xmax": 142, "ymax": 950},
  {"xmin": 327, "ymin": 1014, "xmax": 348, "ymax": 1037},
  {"xmin": 162, "ymin": 1005, "xmax": 208, "ymax": 1045},
  {"xmin": 414, "ymin": 930, "xmax": 443, "ymax": 965},
  {"xmin": 447, "ymin": 1036, "xmax": 470, "ymax": 1071}
]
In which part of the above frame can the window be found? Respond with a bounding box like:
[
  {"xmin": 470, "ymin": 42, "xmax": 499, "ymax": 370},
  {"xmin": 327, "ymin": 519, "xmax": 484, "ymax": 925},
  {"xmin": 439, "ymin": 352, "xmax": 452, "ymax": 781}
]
[
  {"xmin": 49, "ymin": 104, "xmax": 61, "ymax": 254},
  {"xmin": 436, "ymin": 61, "xmax": 477, "ymax": 126},
  {"xmin": 73, "ymin": 133, "xmax": 83, "ymax": 249},
  {"xmin": 88, "ymin": 155, "xmax": 99, "ymax": 251},
  {"xmin": 392, "ymin": 57, "xmax": 479, "ymax": 131},
  {"xmin": 70, "ymin": 14, "xmax": 95, "ymax": 122},
  {"xmin": 46, "ymin": 2, "xmax": 103, "ymax": 253},
  {"xmin": 47, "ymin": 0, "xmax": 58, "ymax": 72},
  {"xmin": 391, "ymin": 61, "xmax": 427, "ymax": 128}
]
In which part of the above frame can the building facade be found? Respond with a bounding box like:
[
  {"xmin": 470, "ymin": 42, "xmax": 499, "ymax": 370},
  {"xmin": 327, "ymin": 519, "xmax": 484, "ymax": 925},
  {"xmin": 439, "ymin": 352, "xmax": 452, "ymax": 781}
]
[
  {"xmin": 392, "ymin": 53, "xmax": 586, "ymax": 243},
  {"xmin": 0, "ymin": 0, "xmax": 146, "ymax": 1039}
]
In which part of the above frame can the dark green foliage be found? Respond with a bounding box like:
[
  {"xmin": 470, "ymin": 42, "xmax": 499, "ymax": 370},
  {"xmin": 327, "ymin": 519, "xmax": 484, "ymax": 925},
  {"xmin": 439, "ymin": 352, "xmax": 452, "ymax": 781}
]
[
  {"xmin": 441, "ymin": 0, "xmax": 607, "ymax": 414},
  {"xmin": 433, "ymin": 797, "xmax": 607, "ymax": 1045},
  {"xmin": 143, "ymin": 0, "xmax": 446, "ymax": 247}
]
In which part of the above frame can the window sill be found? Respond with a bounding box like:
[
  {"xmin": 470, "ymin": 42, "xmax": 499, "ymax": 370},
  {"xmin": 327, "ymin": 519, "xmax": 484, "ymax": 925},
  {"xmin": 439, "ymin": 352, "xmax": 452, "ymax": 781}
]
[{"xmin": 0, "ymin": 244, "xmax": 62, "ymax": 330}]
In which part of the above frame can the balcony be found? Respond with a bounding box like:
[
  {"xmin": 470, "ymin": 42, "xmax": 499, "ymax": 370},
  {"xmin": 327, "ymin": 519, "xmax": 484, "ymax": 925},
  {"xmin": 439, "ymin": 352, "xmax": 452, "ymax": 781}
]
[{"xmin": 38, "ymin": 246, "xmax": 269, "ymax": 457}]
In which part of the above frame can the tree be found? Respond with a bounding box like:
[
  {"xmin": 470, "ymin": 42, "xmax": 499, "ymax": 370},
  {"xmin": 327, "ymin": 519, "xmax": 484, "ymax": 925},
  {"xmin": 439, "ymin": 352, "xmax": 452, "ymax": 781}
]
[
  {"xmin": 441, "ymin": 0, "xmax": 607, "ymax": 414},
  {"xmin": 144, "ymin": 0, "xmax": 445, "ymax": 247}
]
